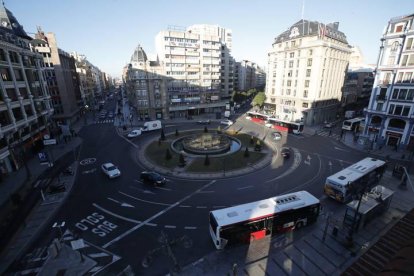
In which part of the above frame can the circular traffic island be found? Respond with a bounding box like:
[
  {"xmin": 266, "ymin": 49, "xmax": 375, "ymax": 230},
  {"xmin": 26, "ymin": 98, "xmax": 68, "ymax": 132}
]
[{"xmin": 143, "ymin": 129, "xmax": 269, "ymax": 175}]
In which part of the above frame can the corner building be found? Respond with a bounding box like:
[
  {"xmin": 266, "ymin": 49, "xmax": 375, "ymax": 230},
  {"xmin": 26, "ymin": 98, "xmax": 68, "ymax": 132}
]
[
  {"xmin": 363, "ymin": 14, "xmax": 414, "ymax": 151},
  {"xmin": 0, "ymin": 5, "xmax": 53, "ymax": 177},
  {"xmin": 265, "ymin": 20, "xmax": 351, "ymax": 125}
]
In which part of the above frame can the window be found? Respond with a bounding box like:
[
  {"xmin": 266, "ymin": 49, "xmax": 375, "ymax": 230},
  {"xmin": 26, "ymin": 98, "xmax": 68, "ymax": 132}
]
[
  {"xmin": 392, "ymin": 89, "xmax": 399, "ymax": 99},
  {"xmin": 395, "ymin": 24, "xmax": 404, "ymax": 33},
  {"xmin": 302, "ymin": 102, "xmax": 308, "ymax": 108},
  {"xmin": 305, "ymin": 80, "xmax": 310, "ymax": 88},
  {"xmin": 290, "ymin": 52, "xmax": 294, "ymax": 58},
  {"xmin": 307, "ymin": 58, "xmax": 312, "ymax": 66},
  {"xmin": 402, "ymin": 106, "xmax": 410, "ymax": 116},
  {"xmin": 287, "ymin": 80, "xmax": 291, "ymax": 87},
  {"xmin": 407, "ymin": 89, "xmax": 414, "ymax": 100},
  {"xmin": 289, "ymin": 61, "xmax": 294, "ymax": 68},
  {"xmin": 286, "ymin": 89, "xmax": 291, "ymax": 95},
  {"xmin": 398, "ymin": 89, "xmax": 408, "ymax": 99},
  {"xmin": 306, "ymin": 69, "xmax": 311, "ymax": 77},
  {"xmin": 303, "ymin": 90, "xmax": 308, "ymax": 98},
  {"xmin": 287, "ymin": 70, "xmax": 292, "ymax": 77},
  {"xmin": 376, "ymin": 103, "xmax": 383, "ymax": 111},
  {"xmin": 309, "ymin": 49, "xmax": 313, "ymax": 56},
  {"xmin": 1, "ymin": 68, "xmax": 11, "ymax": 81},
  {"xmin": 406, "ymin": 37, "xmax": 414, "ymax": 50}
]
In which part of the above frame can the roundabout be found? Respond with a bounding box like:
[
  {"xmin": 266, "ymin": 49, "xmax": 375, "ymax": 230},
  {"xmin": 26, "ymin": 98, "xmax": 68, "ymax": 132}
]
[{"xmin": 136, "ymin": 127, "xmax": 300, "ymax": 179}]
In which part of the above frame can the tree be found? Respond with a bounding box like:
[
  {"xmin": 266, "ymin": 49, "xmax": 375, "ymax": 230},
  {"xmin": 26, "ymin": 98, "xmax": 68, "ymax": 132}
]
[
  {"xmin": 204, "ymin": 126, "xmax": 208, "ymax": 133},
  {"xmin": 165, "ymin": 148, "xmax": 172, "ymax": 160},
  {"xmin": 251, "ymin": 92, "xmax": 266, "ymax": 109},
  {"xmin": 244, "ymin": 146, "xmax": 250, "ymax": 158},
  {"xmin": 217, "ymin": 126, "xmax": 221, "ymax": 134},
  {"xmin": 204, "ymin": 154, "xmax": 210, "ymax": 166},
  {"xmin": 175, "ymin": 129, "xmax": 179, "ymax": 136},
  {"xmin": 160, "ymin": 128, "xmax": 166, "ymax": 141}
]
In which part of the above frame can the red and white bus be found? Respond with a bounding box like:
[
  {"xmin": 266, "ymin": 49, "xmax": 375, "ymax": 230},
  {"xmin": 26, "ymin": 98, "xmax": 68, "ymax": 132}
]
[
  {"xmin": 265, "ymin": 118, "xmax": 304, "ymax": 134},
  {"xmin": 209, "ymin": 191, "xmax": 320, "ymax": 249},
  {"xmin": 245, "ymin": 111, "xmax": 269, "ymax": 124}
]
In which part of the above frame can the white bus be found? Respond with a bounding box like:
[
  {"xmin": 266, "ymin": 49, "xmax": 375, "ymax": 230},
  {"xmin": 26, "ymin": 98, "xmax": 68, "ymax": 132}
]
[
  {"xmin": 209, "ymin": 191, "xmax": 320, "ymax": 249},
  {"xmin": 265, "ymin": 118, "xmax": 304, "ymax": 134},
  {"xmin": 324, "ymin": 157, "xmax": 387, "ymax": 203},
  {"xmin": 342, "ymin": 117, "xmax": 365, "ymax": 131}
]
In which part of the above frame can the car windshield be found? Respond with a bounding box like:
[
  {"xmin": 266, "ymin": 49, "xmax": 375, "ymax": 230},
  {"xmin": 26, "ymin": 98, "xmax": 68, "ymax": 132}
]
[{"xmin": 107, "ymin": 165, "xmax": 117, "ymax": 171}]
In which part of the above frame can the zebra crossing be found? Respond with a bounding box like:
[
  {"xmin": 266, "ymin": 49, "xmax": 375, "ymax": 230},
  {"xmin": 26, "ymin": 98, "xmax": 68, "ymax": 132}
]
[
  {"xmin": 61, "ymin": 230, "xmax": 121, "ymax": 275},
  {"xmin": 15, "ymin": 246, "xmax": 49, "ymax": 275},
  {"xmin": 316, "ymin": 129, "xmax": 341, "ymax": 141},
  {"xmin": 94, "ymin": 119, "xmax": 114, "ymax": 124}
]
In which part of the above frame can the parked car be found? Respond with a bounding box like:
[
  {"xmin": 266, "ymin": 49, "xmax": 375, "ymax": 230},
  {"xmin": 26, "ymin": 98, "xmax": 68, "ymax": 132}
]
[
  {"xmin": 197, "ymin": 119, "xmax": 211, "ymax": 125},
  {"xmin": 101, "ymin": 163, "xmax": 121, "ymax": 178},
  {"xmin": 271, "ymin": 131, "xmax": 282, "ymax": 141},
  {"xmin": 140, "ymin": 171, "xmax": 166, "ymax": 186},
  {"xmin": 127, "ymin": 129, "xmax": 142, "ymax": 138},
  {"xmin": 220, "ymin": 119, "xmax": 234, "ymax": 126},
  {"xmin": 280, "ymin": 147, "xmax": 291, "ymax": 159}
]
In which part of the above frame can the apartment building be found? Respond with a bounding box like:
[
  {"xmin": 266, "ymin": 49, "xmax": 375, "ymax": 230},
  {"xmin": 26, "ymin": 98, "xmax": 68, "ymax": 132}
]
[
  {"xmin": 32, "ymin": 30, "xmax": 82, "ymax": 125},
  {"xmin": 0, "ymin": 5, "xmax": 53, "ymax": 178},
  {"xmin": 363, "ymin": 14, "xmax": 414, "ymax": 151},
  {"xmin": 153, "ymin": 24, "xmax": 233, "ymax": 118},
  {"xmin": 342, "ymin": 68, "xmax": 374, "ymax": 108},
  {"xmin": 235, "ymin": 60, "xmax": 266, "ymax": 91},
  {"xmin": 265, "ymin": 20, "xmax": 351, "ymax": 125}
]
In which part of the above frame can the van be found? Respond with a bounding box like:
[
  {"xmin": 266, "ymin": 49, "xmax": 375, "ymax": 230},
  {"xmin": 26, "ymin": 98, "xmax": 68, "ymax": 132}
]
[{"xmin": 142, "ymin": 120, "xmax": 162, "ymax": 132}]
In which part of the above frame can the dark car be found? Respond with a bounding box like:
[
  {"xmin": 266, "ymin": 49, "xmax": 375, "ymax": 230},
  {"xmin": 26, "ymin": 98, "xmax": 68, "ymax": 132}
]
[
  {"xmin": 140, "ymin": 171, "xmax": 166, "ymax": 186},
  {"xmin": 197, "ymin": 119, "xmax": 211, "ymax": 125},
  {"xmin": 281, "ymin": 147, "xmax": 290, "ymax": 158}
]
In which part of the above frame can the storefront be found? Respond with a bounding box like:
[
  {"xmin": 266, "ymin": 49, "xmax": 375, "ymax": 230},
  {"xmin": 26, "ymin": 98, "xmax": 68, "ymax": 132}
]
[{"xmin": 386, "ymin": 131, "xmax": 402, "ymax": 147}]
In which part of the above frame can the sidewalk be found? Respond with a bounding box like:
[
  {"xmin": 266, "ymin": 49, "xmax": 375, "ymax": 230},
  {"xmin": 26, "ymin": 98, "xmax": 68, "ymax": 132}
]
[
  {"xmin": 180, "ymin": 171, "xmax": 414, "ymax": 275},
  {"xmin": 0, "ymin": 117, "xmax": 86, "ymax": 274}
]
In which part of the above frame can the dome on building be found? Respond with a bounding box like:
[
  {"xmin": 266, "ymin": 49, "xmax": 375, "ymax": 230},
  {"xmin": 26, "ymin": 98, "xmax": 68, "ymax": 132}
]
[
  {"xmin": 130, "ymin": 45, "xmax": 148, "ymax": 64},
  {"xmin": 0, "ymin": 4, "xmax": 31, "ymax": 40}
]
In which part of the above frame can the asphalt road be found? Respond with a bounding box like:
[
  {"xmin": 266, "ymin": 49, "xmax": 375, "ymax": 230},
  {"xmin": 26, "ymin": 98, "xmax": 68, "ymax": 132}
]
[{"xmin": 15, "ymin": 111, "xmax": 372, "ymax": 275}]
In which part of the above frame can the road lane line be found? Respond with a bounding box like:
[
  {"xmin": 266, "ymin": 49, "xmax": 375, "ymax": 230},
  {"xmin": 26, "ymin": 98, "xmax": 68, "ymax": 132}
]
[
  {"xmin": 197, "ymin": 190, "xmax": 215, "ymax": 193},
  {"xmin": 196, "ymin": 206, "xmax": 207, "ymax": 208},
  {"xmin": 103, "ymin": 180, "xmax": 216, "ymax": 248},
  {"xmin": 180, "ymin": 205, "xmax": 191, "ymax": 208},
  {"xmin": 156, "ymin": 186, "xmax": 172, "ymax": 191},
  {"xmin": 93, "ymin": 203, "xmax": 141, "ymax": 224},
  {"xmin": 184, "ymin": 226, "xmax": 197, "ymax": 230},
  {"xmin": 165, "ymin": 225, "xmax": 176, "ymax": 229},
  {"xmin": 119, "ymin": 191, "xmax": 170, "ymax": 206},
  {"xmin": 237, "ymin": 185, "xmax": 253, "ymax": 190}
]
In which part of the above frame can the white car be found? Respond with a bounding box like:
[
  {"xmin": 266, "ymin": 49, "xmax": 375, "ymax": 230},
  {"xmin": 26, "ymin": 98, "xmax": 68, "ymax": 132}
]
[
  {"xmin": 101, "ymin": 163, "xmax": 121, "ymax": 178},
  {"xmin": 220, "ymin": 119, "xmax": 234, "ymax": 126},
  {"xmin": 127, "ymin": 129, "xmax": 142, "ymax": 138},
  {"xmin": 271, "ymin": 131, "xmax": 282, "ymax": 141}
]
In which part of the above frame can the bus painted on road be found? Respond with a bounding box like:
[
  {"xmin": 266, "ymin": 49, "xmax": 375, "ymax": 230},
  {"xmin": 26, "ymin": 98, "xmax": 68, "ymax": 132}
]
[
  {"xmin": 265, "ymin": 118, "xmax": 304, "ymax": 134},
  {"xmin": 342, "ymin": 117, "xmax": 365, "ymax": 131},
  {"xmin": 209, "ymin": 191, "xmax": 320, "ymax": 249},
  {"xmin": 324, "ymin": 157, "xmax": 387, "ymax": 203}
]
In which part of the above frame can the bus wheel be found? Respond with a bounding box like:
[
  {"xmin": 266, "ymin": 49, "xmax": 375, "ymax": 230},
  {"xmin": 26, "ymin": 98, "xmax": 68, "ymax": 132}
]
[{"xmin": 296, "ymin": 222, "xmax": 303, "ymax": 229}]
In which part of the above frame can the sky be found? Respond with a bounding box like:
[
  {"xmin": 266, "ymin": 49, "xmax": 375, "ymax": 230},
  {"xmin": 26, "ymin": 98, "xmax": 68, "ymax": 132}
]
[{"xmin": 6, "ymin": 0, "xmax": 414, "ymax": 78}]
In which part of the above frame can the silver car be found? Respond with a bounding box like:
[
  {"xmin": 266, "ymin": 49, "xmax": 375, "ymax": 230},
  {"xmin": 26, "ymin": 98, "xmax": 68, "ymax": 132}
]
[{"xmin": 101, "ymin": 163, "xmax": 121, "ymax": 179}]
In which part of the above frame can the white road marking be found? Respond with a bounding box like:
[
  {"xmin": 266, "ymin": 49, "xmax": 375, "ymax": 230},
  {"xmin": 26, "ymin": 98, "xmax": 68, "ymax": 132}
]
[
  {"xmin": 89, "ymin": 266, "xmax": 102, "ymax": 273},
  {"xmin": 237, "ymin": 185, "xmax": 253, "ymax": 190},
  {"xmin": 180, "ymin": 205, "xmax": 191, "ymax": 208},
  {"xmin": 184, "ymin": 226, "xmax": 197, "ymax": 230},
  {"xmin": 334, "ymin": 146, "xmax": 348, "ymax": 152},
  {"xmin": 88, "ymin": 252, "xmax": 109, "ymax": 258},
  {"xmin": 197, "ymin": 190, "xmax": 215, "ymax": 193},
  {"xmin": 103, "ymin": 180, "xmax": 216, "ymax": 248},
  {"xmin": 196, "ymin": 206, "xmax": 207, "ymax": 208},
  {"xmin": 165, "ymin": 225, "xmax": 176, "ymax": 228},
  {"xmin": 119, "ymin": 191, "xmax": 170, "ymax": 206},
  {"xmin": 107, "ymin": 197, "xmax": 135, "ymax": 208},
  {"xmin": 156, "ymin": 186, "xmax": 172, "ymax": 191},
  {"xmin": 93, "ymin": 203, "xmax": 141, "ymax": 223}
]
